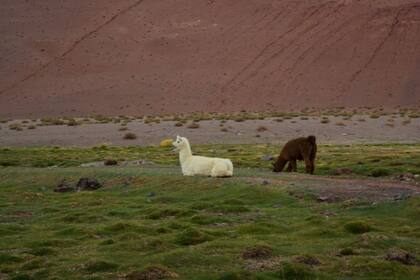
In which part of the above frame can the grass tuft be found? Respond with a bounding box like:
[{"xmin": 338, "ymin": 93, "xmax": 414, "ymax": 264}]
[{"xmin": 345, "ymin": 221, "xmax": 372, "ymax": 234}]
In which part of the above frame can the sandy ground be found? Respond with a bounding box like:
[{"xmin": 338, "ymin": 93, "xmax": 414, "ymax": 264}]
[
  {"xmin": 1, "ymin": 0, "xmax": 420, "ymax": 118},
  {"xmin": 0, "ymin": 116, "xmax": 419, "ymax": 147}
]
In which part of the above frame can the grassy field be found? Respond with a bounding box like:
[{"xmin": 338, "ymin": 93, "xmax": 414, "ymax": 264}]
[
  {"xmin": 1, "ymin": 144, "xmax": 420, "ymax": 279},
  {"xmin": 0, "ymin": 166, "xmax": 419, "ymax": 279},
  {"xmin": 1, "ymin": 143, "xmax": 420, "ymax": 177}
]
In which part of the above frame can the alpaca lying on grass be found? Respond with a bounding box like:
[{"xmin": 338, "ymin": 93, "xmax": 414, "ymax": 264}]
[
  {"xmin": 172, "ymin": 136, "xmax": 233, "ymax": 177},
  {"xmin": 273, "ymin": 135, "xmax": 317, "ymax": 174}
]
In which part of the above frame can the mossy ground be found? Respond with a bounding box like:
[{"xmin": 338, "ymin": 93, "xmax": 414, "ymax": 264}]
[{"xmin": 0, "ymin": 164, "xmax": 419, "ymax": 279}]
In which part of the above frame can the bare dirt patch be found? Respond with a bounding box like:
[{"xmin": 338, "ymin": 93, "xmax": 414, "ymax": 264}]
[
  {"xmin": 248, "ymin": 174, "xmax": 420, "ymax": 203},
  {"xmin": 0, "ymin": 116, "xmax": 419, "ymax": 147}
]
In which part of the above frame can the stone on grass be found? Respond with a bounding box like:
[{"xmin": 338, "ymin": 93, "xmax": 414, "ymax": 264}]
[
  {"xmin": 76, "ymin": 178, "xmax": 103, "ymax": 191},
  {"xmin": 242, "ymin": 245, "xmax": 273, "ymax": 259},
  {"xmin": 54, "ymin": 181, "xmax": 74, "ymax": 193},
  {"xmin": 386, "ymin": 248, "xmax": 416, "ymax": 265}
]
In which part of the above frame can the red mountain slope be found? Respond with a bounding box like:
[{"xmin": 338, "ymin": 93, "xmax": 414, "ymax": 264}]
[{"xmin": 1, "ymin": 0, "xmax": 419, "ymax": 117}]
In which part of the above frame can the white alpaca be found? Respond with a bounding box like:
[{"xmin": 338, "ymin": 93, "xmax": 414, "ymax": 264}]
[{"xmin": 172, "ymin": 136, "xmax": 233, "ymax": 177}]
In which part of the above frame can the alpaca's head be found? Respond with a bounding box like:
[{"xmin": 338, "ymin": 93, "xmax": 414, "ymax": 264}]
[{"xmin": 172, "ymin": 135, "xmax": 188, "ymax": 151}]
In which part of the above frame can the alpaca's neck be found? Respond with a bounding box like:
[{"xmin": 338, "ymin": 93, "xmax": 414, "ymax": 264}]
[{"xmin": 179, "ymin": 141, "xmax": 192, "ymax": 164}]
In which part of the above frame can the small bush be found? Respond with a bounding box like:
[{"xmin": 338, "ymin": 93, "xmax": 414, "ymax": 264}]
[
  {"xmin": 175, "ymin": 228, "xmax": 209, "ymax": 245},
  {"xmin": 9, "ymin": 123, "xmax": 23, "ymax": 131},
  {"xmin": 50, "ymin": 119, "xmax": 65, "ymax": 125},
  {"xmin": 276, "ymin": 262, "xmax": 315, "ymax": 279},
  {"xmin": 67, "ymin": 119, "xmax": 79, "ymax": 126},
  {"xmin": 340, "ymin": 248, "xmax": 355, "ymax": 256},
  {"xmin": 402, "ymin": 119, "xmax": 411, "ymax": 125},
  {"xmin": 85, "ymin": 260, "xmax": 118, "ymax": 272},
  {"xmin": 187, "ymin": 122, "xmax": 200, "ymax": 129},
  {"xmin": 0, "ymin": 254, "xmax": 24, "ymax": 264},
  {"xmin": 123, "ymin": 133, "xmax": 137, "ymax": 140},
  {"xmin": 320, "ymin": 118, "xmax": 330, "ymax": 124},
  {"xmin": 174, "ymin": 121, "xmax": 183, "ymax": 127},
  {"xmin": 370, "ymin": 168, "xmax": 391, "ymax": 177},
  {"xmin": 344, "ymin": 221, "xmax": 372, "ymax": 234}
]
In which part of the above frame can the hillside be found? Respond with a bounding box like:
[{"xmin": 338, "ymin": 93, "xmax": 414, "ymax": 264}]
[{"xmin": 1, "ymin": 0, "xmax": 420, "ymax": 117}]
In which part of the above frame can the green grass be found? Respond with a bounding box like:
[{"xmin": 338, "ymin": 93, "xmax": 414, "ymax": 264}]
[
  {"xmin": 0, "ymin": 144, "xmax": 420, "ymax": 177},
  {"xmin": 0, "ymin": 167, "xmax": 419, "ymax": 279}
]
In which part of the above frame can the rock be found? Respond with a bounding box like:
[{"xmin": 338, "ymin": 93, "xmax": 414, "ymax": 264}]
[
  {"xmin": 261, "ymin": 155, "xmax": 274, "ymax": 161},
  {"xmin": 261, "ymin": 180, "xmax": 270, "ymax": 185},
  {"xmin": 104, "ymin": 159, "xmax": 118, "ymax": 166},
  {"xmin": 76, "ymin": 178, "xmax": 102, "ymax": 191},
  {"xmin": 395, "ymin": 173, "xmax": 415, "ymax": 182},
  {"xmin": 386, "ymin": 248, "xmax": 416, "ymax": 265},
  {"xmin": 331, "ymin": 168, "xmax": 353, "ymax": 175},
  {"xmin": 317, "ymin": 195, "xmax": 339, "ymax": 203},
  {"xmin": 160, "ymin": 139, "xmax": 173, "ymax": 147},
  {"xmin": 147, "ymin": 192, "xmax": 156, "ymax": 197},
  {"xmin": 54, "ymin": 181, "xmax": 74, "ymax": 193}
]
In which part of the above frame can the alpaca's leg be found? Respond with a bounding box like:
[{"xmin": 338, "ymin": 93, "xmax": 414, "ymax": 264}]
[
  {"xmin": 304, "ymin": 157, "xmax": 312, "ymax": 174},
  {"xmin": 286, "ymin": 162, "xmax": 293, "ymax": 172},
  {"xmin": 310, "ymin": 153, "xmax": 316, "ymax": 174},
  {"xmin": 290, "ymin": 159, "xmax": 297, "ymax": 172},
  {"xmin": 309, "ymin": 147, "xmax": 316, "ymax": 174}
]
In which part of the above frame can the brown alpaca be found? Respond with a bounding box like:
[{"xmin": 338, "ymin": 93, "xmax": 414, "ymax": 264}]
[{"xmin": 273, "ymin": 136, "xmax": 317, "ymax": 174}]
